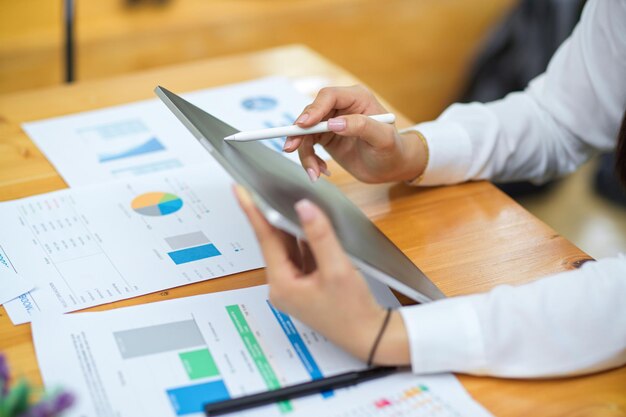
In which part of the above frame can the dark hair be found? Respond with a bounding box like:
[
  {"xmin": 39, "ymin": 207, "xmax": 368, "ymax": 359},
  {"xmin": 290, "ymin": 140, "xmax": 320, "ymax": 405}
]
[{"xmin": 617, "ymin": 110, "xmax": 626, "ymax": 187}]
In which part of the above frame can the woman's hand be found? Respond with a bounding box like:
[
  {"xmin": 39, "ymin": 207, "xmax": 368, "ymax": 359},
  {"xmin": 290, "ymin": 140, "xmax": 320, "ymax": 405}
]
[
  {"xmin": 283, "ymin": 85, "xmax": 427, "ymax": 184},
  {"xmin": 234, "ymin": 185, "xmax": 410, "ymax": 366}
]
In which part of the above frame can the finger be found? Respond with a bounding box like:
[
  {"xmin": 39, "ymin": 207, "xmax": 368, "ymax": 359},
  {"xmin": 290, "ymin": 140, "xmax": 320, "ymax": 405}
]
[
  {"xmin": 298, "ymin": 137, "xmax": 321, "ymax": 182},
  {"xmin": 295, "ymin": 86, "xmax": 371, "ymax": 127},
  {"xmin": 284, "ymin": 130, "xmax": 330, "ymax": 153},
  {"xmin": 327, "ymin": 114, "xmax": 397, "ymax": 150},
  {"xmin": 283, "ymin": 136, "xmax": 303, "ymax": 153},
  {"xmin": 316, "ymin": 155, "xmax": 331, "ymax": 177},
  {"xmin": 233, "ymin": 185, "xmax": 295, "ymax": 278},
  {"xmin": 294, "ymin": 199, "xmax": 352, "ymax": 278}
]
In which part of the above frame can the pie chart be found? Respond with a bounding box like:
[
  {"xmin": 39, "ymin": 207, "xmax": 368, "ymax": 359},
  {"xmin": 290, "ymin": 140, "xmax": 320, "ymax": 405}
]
[{"xmin": 132, "ymin": 192, "xmax": 183, "ymax": 216}]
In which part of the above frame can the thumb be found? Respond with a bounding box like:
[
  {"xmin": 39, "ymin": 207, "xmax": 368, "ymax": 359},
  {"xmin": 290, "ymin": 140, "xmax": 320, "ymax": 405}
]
[
  {"xmin": 294, "ymin": 199, "xmax": 352, "ymax": 278},
  {"xmin": 327, "ymin": 114, "xmax": 397, "ymax": 149}
]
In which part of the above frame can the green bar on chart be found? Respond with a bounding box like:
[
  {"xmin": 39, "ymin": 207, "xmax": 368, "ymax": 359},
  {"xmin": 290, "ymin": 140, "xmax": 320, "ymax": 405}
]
[
  {"xmin": 179, "ymin": 348, "xmax": 220, "ymax": 380},
  {"xmin": 226, "ymin": 304, "xmax": 293, "ymax": 413}
]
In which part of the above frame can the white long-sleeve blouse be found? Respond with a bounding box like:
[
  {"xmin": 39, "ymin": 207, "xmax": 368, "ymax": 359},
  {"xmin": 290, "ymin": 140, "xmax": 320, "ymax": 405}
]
[{"xmin": 400, "ymin": 0, "xmax": 626, "ymax": 377}]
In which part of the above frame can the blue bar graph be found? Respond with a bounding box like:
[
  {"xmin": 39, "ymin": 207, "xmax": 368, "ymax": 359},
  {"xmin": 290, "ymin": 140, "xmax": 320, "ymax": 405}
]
[
  {"xmin": 167, "ymin": 380, "xmax": 230, "ymax": 415},
  {"xmin": 168, "ymin": 243, "xmax": 221, "ymax": 265},
  {"xmin": 267, "ymin": 301, "xmax": 333, "ymax": 398}
]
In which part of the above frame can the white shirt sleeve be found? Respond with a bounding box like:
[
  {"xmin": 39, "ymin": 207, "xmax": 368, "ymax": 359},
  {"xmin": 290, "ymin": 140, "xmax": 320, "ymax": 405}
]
[
  {"xmin": 399, "ymin": 256, "xmax": 626, "ymax": 378},
  {"xmin": 412, "ymin": 0, "xmax": 626, "ymax": 186}
]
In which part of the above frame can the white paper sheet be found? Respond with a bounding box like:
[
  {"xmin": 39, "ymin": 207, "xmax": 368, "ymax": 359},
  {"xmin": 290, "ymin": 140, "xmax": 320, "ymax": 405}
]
[
  {"xmin": 0, "ymin": 245, "xmax": 33, "ymax": 305},
  {"xmin": 0, "ymin": 165, "xmax": 264, "ymax": 324},
  {"xmin": 23, "ymin": 77, "xmax": 328, "ymax": 188},
  {"xmin": 291, "ymin": 373, "xmax": 493, "ymax": 417},
  {"xmin": 32, "ymin": 285, "xmax": 491, "ymax": 417}
]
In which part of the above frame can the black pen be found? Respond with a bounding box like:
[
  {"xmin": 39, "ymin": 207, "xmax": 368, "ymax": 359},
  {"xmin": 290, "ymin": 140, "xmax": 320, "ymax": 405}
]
[{"xmin": 204, "ymin": 366, "xmax": 398, "ymax": 416}]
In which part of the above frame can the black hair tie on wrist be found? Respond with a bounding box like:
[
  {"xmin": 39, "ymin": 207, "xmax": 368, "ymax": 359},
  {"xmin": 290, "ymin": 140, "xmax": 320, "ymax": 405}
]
[{"xmin": 367, "ymin": 307, "xmax": 393, "ymax": 367}]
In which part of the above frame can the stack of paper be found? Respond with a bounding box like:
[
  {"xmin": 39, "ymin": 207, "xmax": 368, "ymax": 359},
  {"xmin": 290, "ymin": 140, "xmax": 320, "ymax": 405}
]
[{"xmin": 0, "ymin": 77, "xmax": 321, "ymax": 323}]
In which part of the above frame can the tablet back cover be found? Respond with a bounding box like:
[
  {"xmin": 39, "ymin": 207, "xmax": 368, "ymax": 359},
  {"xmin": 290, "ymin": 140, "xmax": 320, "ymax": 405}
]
[{"xmin": 155, "ymin": 86, "xmax": 445, "ymax": 302}]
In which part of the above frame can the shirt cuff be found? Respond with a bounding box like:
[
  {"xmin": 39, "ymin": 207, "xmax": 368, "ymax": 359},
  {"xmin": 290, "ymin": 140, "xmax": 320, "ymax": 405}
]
[
  {"xmin": 399, "ymin": 296, "xmax": 487, "ymax": 374},
  {"xmin": 406, "ymin": 120, "xmax": 473, "ymax": 186}
]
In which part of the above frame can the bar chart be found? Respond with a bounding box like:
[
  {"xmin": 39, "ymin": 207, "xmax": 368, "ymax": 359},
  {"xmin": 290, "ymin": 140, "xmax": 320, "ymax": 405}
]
[
  {"xmin": 113, "ymin": 319, "xmax": 232, "ymax": 415},
  {"xmin": 79, "ymin": 287, "xmax": 366, "ymax": 416}
]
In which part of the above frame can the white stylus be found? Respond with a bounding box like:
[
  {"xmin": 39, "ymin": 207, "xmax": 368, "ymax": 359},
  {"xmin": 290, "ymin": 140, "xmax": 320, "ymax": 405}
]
[{"xmin": 223, "ymin": 113, "xmax": 396, "ymax": 142}]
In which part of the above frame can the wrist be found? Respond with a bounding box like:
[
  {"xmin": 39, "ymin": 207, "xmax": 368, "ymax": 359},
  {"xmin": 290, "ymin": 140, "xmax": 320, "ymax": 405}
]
[
  {"xmin": 370, "ymin": 311, "xmax": 411, "ymax": 366},
  {"xmin": 398, "ymin": 130, "xmax": 429, "ymax": 183},
  {"xmin": 347, "ymin": 309, "xmax": 411, "ymax": 366},
  {"xmin": 348, "ymin": 306, "xmax": 388, "ymax": 361}
]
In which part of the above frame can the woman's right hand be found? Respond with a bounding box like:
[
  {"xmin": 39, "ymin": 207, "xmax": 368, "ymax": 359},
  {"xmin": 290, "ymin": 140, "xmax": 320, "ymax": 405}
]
[{"xmin": 283, "ymin": 85, "xmax": 428, "ymax": 183}]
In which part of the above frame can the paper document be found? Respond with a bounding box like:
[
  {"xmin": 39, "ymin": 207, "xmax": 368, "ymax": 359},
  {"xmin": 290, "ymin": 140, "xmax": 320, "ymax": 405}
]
[
  {"xmin": 0, "ymin": 165, "xmax": 263, "ymax": 324},
  {"xmin": 23, "ymin": 77, "xmax": 328, "ymax": 188},
  {"xmin": 0, "ymin": 245, "xmax": 33, "ymax": 305},
  {"xmin": 32, "ymin": 285, "xmax": 491, "ymax": 417},
  {"xmin": 291, "ymin": 373, "xmax": 493, "ymax": 417}
]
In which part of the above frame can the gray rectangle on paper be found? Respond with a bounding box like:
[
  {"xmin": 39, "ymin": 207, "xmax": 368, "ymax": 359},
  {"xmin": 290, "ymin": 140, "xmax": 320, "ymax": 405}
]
[
  {"xmin": 165, "ymin": 231, "xmax": 210, "ymax": 250},
  {"xmin": 114, "ymin": 320, "xmax": 205, "ymax": 359}
]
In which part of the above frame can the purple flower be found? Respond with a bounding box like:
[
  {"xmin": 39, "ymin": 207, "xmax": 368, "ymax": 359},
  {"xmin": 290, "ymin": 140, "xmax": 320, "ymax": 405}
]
[
  {"xmin": 16, "ymin": 390, "xmax": 75, "ymax": 417},
  {"xmin": 51, "ymin": 391, "xmax": 75, "ymax": 413},
  {"xmin": 20, "ymin": 401, "xmax": 52, "ymax": 417},
  {"xmin": 0, "ymin": 353, "xmax": 10, "ymax": 396}
]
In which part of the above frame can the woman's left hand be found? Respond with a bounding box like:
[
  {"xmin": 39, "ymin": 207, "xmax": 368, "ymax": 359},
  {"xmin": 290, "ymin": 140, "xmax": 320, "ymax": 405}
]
[{"xmin": 234, "ymin": 185, "xmax": 410, "ymax": 366}]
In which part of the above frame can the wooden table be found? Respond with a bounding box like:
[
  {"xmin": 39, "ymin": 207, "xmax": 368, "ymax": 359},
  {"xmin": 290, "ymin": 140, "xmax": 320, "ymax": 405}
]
[{"xmin": 0, "ymin": 45, "xmax": 623, "ymax": 416}]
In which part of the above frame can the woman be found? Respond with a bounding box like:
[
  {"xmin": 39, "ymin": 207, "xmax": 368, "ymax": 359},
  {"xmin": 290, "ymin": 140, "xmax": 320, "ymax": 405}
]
[{"xmin": 235, "ymin": 0, "xmax": 626, "ymax": 378}]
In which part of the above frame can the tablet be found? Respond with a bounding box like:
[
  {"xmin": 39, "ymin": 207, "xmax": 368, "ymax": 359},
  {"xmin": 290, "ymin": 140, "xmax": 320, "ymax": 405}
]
[{"xmin": 155, "ymin": 86, "xmax": 445, "ymax": 303}]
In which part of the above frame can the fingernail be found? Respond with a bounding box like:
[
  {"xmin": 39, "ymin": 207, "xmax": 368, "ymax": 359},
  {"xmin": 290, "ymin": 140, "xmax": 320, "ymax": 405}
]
[
  {"xmin": 306, "ymin": 168, "xmax": 318, "ymax": 182},
  {"xmin": 328, "ymin": 117, "xmax": 346, "ymax": 132},
  {"xmin": 321, "ymin": 167, "xmax": 332, "ymax": 177},
  {"xmin": 295, "ymin": 199, "xmax": 317, "ymax": 223},
  {"xmin": 283, "ymin": 139, "xmax": 293, "ymax": 152},
  {"xmin": 296, "ymin": 113, "xmax": 309, "ymax": 124}
]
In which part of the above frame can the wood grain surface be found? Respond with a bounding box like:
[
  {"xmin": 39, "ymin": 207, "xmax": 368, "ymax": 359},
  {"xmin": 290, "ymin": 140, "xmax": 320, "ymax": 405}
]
[
  {"xmin": 0, "ymin": 0, "xmax": 514, "ymax": 124},
  {"xmin": 0, "ymin": 45, "xmax": 623, "ymax": 417}
]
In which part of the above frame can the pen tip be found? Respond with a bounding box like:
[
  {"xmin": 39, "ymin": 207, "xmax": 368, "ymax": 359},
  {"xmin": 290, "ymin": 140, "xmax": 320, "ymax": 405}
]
[{"xmin": 223, "ymin": 135, "xmax": 234, "ymax": 141}]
